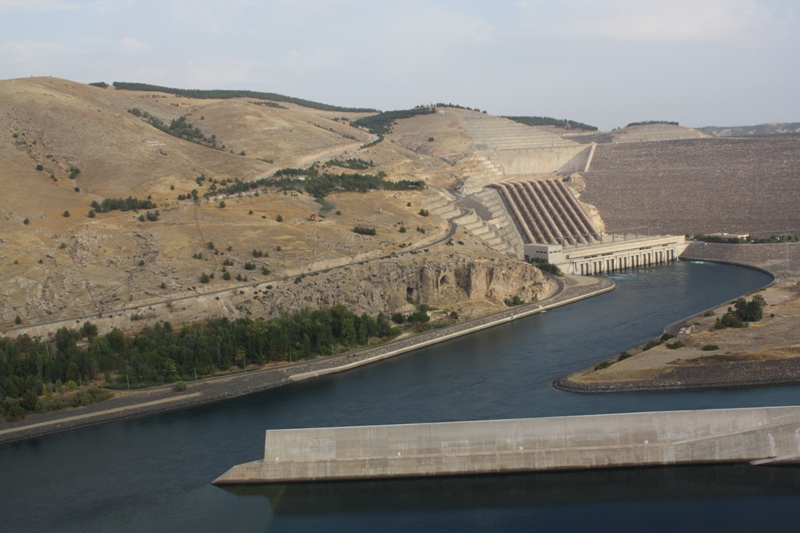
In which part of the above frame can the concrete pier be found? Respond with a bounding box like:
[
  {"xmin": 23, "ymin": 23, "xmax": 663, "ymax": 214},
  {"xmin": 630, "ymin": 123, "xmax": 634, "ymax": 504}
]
[{"xmin": 214, "ymin": 406, "xmax": 800, "ymax": 484}]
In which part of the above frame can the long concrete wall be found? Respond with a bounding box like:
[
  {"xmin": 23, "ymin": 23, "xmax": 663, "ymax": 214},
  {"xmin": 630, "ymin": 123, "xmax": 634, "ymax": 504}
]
[
  {"xmin": 487, "ymin": 145, "xmax": 591, "ymax": 176},
  {"xmin": 214, "ymin": 406, "xmax": 800, "ymax": 484}
]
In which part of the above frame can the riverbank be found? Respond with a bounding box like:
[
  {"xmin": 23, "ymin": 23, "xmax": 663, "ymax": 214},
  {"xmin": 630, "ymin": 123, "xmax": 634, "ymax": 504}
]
[
  {"xmin": 0, "ymin": 274, "xmax": 613, "ymax": 446},
  {"xmin": 556, "ymin": 242, "xmax": 800, "ymax": 394}
]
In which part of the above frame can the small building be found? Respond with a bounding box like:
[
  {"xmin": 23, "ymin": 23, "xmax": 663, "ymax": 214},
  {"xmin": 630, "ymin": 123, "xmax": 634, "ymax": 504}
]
[{"xmin": 524, "ymin": 243, "xmax": 564, "ymax": 264}]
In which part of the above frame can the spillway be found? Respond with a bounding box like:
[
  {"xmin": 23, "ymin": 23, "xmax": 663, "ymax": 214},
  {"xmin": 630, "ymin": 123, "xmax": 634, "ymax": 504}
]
[{"xmin": 491, "ymin": 178, "xmax": 601, "ymax": 245}]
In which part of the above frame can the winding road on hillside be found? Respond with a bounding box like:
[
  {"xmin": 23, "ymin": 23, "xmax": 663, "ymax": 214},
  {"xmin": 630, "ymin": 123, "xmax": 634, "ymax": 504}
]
[{"xmin": 1, "ymin": 203, "xmax": 469, "ymax": 337}]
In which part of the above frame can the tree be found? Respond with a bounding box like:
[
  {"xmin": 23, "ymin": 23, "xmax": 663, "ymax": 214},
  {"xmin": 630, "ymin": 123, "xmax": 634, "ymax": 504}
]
[
  {"xmin": 407, "ymin": 310, "xmax": 430, "ymax": 323},
  {"xmin": 62, "ymin": 210, "xmax": 70, "ymax": 217},
  {"xmin": 82, "ymin": 321, "xmax": 98, "ymax": 338},
  {"xmin": 200, "ymin": 273, "xmax": 211, "ymax": 284},
  {"xmin": 276, "ymin": 214, "xmax": 283, "ymax": 222}
]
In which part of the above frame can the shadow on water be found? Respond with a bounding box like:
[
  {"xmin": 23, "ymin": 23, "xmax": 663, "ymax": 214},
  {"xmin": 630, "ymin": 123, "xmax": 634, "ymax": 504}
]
[{"xmin": 224, "ymin": 465, "xmax": 800, "ymax": 516}]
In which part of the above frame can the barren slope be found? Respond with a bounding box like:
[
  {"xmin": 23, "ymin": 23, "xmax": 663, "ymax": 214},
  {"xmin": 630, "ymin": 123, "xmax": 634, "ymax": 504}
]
[{"xmin": 581, "ymin": 135, "xmax": 800, "ymax": 235}]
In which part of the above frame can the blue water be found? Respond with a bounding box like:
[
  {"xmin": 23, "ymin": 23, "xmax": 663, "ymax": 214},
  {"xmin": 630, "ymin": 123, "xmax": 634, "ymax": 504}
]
[{"xmin": 3, "ymin": 261, "xmax": 798, "ymax": 533}]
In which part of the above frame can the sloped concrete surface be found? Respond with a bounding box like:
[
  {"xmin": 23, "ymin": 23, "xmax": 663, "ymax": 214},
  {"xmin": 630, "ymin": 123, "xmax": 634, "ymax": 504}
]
[{"xmin": 214, "ymin": 406, "xmax": 800, "ymax": 484}]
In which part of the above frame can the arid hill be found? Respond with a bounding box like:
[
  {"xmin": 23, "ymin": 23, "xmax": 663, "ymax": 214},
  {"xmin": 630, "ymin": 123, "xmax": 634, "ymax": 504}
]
[{"xmin": 0, "ymin": 78, "xmax": 553, "ymax": 332}]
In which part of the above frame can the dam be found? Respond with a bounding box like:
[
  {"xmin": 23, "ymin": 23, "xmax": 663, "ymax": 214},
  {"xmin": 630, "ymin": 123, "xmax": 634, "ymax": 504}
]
[
  {"xmin": 433, "ymin": 114, "xmax": 689, "ymax": 271},
  {"xmin": 213, "ymin": 406, "xmax": 800, "ymax": 484}
]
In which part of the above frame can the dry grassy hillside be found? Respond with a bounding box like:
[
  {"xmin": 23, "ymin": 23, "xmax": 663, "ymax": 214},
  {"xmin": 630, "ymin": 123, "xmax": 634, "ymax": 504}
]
[
  {"xmin": 391, "ymin": 107, "xmax": 473, "ymax": 156},
  {"xmin": 3, "ymin": 77, "xmax": 534, "ymax": 331},
  {"xmin": 0, "ymin": 78, "xmax": 275, "ymax": 205}
]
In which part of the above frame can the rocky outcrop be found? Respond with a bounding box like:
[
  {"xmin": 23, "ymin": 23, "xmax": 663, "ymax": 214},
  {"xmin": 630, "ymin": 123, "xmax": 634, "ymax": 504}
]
[{"xmin": 253, "ymin": 255, "xmax": 549, "ymax": 320}]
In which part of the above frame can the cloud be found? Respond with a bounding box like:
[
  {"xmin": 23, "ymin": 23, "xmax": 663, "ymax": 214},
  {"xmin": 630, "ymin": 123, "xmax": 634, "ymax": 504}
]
[
  {"xmin": 0, "ymin": 0, "xmax": 80, "ymax": 14},
  {"xmin": 180, "ymin": 57, "xmax": 269, "ymax": 88},
  {"xmin": 121, "ymin": 37, "xmax": 153, "ymax": 54},
  {"xmin": 518, "ymin": 0, "xmax": 779, "ymax": 42},
  {"xmin": 380, "ymin": 3, "xmax": 495, "ymax": 79},
  {"xmin": 0, "ymin": 40, "xmax": 62, "ymax": 63},
  {"xmin": 281, "ymin": 48, "xmax": 343, "ymax": 74}
]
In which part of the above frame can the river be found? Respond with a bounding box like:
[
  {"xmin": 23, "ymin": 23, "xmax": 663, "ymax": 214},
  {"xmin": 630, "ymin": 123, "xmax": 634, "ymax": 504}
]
[{"xmin": 3, "ymin": 261, "xmax": 799, "ymax": 532}]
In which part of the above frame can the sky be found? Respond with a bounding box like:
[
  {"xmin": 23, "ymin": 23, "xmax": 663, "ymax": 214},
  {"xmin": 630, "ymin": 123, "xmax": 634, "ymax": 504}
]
[{"xmin": 1, "ymin": 0, "xmax": 798, "ymax": 131}]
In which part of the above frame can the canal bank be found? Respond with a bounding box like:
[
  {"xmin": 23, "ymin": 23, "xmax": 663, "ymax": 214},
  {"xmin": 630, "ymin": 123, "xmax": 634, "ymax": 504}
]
[
  {"xmin": 0, "ymin": 274, "xmax": 613, "ymax": 447},
  {"xmin": 0, "ymin": 261, "xmax": 782, "ymax": 533},
  {"xmin": 555, "ymin": 243, "xmax": 798, "ymax": 394}
]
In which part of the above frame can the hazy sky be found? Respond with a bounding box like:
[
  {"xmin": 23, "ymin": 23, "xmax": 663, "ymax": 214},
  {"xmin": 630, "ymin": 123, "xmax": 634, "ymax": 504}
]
[{"xmin": 1, "ymin": 0, "xmax": 798, "ymax": 130}]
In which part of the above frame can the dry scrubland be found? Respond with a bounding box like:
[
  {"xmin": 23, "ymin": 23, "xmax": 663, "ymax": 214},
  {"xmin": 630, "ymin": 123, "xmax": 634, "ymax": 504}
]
[
  {"xmin": 1, "ymin": 78, "xmax": 549, "ymax": 333},
  {"xmin": 582, "ymin": 135, "xmax": 800, "ymax": 235}
]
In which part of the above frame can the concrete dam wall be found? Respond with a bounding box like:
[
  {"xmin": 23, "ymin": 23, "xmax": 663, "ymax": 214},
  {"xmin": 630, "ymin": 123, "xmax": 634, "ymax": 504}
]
[{"xmin": 214, "ymin": 406, "xmax": 800, "ymax": 484}]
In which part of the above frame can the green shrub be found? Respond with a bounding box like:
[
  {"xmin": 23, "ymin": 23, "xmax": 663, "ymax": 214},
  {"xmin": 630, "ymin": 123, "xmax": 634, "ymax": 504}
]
[
  {"xmin": 35, "ymin": 164, "xmax": 44, "ymax": 171},
  {"xmin": 244, "ymin": 262, "xmax": 256, "ymax": 270},
  {"xmin": 666, "ymin": 341, "xmax": 685, "ymax": 350},
  {"xmin": 353, "ymin": 226, "xmax": 377, "ymax": 236},
  {"xmin": 200, "ymin": 273, "xmax": 210, "ymax": 284},
  {"xmin": 703, "ymin": 310, "xmax": 715, "ymax": 317},
  {"xmin": 276, "ymin": 214, "xmax": 283, "ymax": 222},
  {"xmin": 407, "ymin": 310, "xmax": 430, "ymax": 324},
  {"xmin": 715, "ymin": 313, "xmax": 746, "ymax": 329},
  {"xmin": 62, "ymin": 210, "xmax": 70, "ymax": 217},
  {"xmin": 419, "ymin": 209, "xmax": 429, "ymax": 216},
  {"xmin": 701, "ymin": 344, "xmax": 720, "ymax": 351},
  {"xmin": 642, "ymin": 340, "xmax": 660, "ymax": 351},
  {"xmin": 618, "ymin": 351, "xmax": 632, "ymax": 361},
  {"xmin": 174, "ymin": 381, "xmax": 187, "ymax": 392},
  {"xmin": 594, "ymin": 361, "xmax": 612, "ymax": 371}
]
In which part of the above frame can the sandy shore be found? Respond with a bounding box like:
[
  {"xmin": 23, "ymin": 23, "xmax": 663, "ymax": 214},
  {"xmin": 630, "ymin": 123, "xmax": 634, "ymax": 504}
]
[{"xmin": 0, "ymin": 275, "xmax": 613, "ymax": 446}]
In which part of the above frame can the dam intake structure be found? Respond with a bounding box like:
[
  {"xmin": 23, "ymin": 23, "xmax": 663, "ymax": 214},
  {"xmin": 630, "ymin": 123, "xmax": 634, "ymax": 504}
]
[{"xmin": 214, "ymin": 406, "xmax": 800, "ymax": 484}]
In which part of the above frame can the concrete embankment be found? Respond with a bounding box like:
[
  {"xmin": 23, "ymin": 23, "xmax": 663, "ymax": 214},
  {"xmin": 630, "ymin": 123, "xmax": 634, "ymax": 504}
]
[
  {"xmin": 214, "ymin": 406, "xmax": 800, "ymax": 484},
  {"xmin": 0, "ymin": 275, "xmax": 613, "ymax": 446}
]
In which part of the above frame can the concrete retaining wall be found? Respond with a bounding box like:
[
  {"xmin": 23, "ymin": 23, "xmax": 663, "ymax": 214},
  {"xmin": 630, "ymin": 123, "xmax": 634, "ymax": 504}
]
[{"xmin": 214, "ymin": 406, "xmax": 800, "ymax": 484}]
